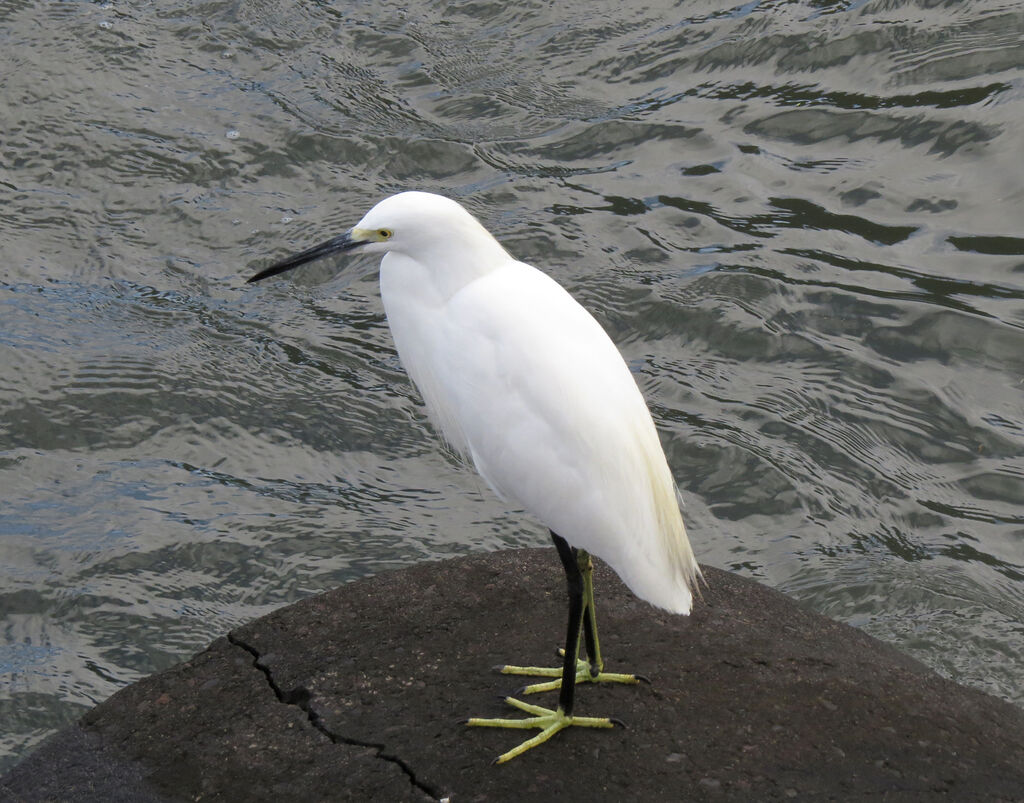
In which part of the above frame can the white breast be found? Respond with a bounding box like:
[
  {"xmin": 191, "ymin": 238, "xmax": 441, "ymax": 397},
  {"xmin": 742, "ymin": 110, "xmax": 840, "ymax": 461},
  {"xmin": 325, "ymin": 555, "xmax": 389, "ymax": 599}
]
[{"xmin": 379, "ymin": 252, "xmax": 698, "ymax": 613}]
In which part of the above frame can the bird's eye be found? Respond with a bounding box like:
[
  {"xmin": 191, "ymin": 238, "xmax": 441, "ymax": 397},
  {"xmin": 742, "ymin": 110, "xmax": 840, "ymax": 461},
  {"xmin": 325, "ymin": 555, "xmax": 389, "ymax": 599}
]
[{"xmin": 379, "ymin": 229, "xmax": 393, "ymax": 240}]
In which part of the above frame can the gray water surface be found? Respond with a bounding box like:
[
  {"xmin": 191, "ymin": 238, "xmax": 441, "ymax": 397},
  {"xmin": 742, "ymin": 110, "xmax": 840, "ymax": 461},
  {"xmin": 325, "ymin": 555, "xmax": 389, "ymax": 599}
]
[{"xmin": 2, "ymin": 0, "xmax": 1023, "ymax": 773}]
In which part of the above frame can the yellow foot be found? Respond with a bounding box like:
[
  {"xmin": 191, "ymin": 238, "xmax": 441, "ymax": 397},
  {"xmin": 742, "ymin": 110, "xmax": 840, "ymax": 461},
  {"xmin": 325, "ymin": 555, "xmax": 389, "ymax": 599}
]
[
  {"xmin": 465, "ymin": 697, "xmax": 616, "ymax": 764},
  {"xmin": 500, "ymin": 650, "xmax": 643, "ymax": 694}
]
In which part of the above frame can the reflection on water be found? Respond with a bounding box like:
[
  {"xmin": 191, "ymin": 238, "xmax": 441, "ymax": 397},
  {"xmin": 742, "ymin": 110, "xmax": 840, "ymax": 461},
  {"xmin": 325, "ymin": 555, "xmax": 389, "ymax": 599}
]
[{"xmin": 2, "ymin": 0, "xmax": 1023, "ymax": 772}]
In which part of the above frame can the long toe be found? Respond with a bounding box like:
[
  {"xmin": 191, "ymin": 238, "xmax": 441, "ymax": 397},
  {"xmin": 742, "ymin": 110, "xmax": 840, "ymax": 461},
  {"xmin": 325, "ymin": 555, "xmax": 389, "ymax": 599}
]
[
  {"xmin": 501, "ymin": 658, "xmax": 642, "ymax": 694},
  {"xmin": 465, "ymin": 699, "xmax": 616, "ymax": 763}
]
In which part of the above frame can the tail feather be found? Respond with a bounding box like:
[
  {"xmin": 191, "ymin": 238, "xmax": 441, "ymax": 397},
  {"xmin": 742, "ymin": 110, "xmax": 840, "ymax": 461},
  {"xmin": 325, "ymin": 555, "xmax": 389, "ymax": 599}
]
[{"xmin": 635, "ymin": 427, "xmax": 701, "ymax": 614}]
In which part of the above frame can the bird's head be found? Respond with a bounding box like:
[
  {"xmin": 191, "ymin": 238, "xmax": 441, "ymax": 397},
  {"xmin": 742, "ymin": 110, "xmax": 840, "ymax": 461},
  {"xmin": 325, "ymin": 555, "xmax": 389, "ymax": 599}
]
[{"xmin": 247, "ymin": 191, "xmax": 506, "ymax": 285}]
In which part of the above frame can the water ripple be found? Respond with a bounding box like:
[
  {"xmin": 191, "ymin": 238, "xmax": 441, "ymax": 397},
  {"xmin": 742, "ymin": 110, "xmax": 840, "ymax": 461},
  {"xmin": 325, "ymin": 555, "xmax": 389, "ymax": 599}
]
[{"xmin": 2, "ymin": 0, "xmax": 1023, "ymax": 774}]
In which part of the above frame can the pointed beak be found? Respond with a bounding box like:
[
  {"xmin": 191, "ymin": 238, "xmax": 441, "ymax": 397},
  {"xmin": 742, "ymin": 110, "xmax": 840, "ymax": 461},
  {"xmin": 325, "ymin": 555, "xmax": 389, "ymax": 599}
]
[{"xmin": 246, "ymin": 230, "xmax": 364, "ymax": 284}]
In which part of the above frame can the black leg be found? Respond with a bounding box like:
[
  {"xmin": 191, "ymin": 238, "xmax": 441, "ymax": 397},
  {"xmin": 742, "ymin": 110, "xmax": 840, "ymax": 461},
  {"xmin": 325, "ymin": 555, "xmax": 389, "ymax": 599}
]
[
  {"xmin": 464, "ymin": 531, "xmax": 624, "ymax": 763},
  {"xmin": 551, "ymin": 530, "xmax": 584, "ymax": 717}
]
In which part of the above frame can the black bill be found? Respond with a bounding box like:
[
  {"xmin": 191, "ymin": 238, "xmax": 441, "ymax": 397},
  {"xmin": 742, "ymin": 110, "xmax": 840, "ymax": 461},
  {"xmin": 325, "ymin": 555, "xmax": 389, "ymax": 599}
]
[{"xmin": 247, "ymin": 231, "xmax": 362, "ymax": 283}]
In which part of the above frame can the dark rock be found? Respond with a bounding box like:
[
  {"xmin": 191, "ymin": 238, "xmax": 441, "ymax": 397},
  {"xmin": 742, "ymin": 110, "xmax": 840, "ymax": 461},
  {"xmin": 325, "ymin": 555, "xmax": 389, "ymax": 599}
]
[{"xmin": 3, "ymin": 550, "xmax": 1023, "ymax": 801}]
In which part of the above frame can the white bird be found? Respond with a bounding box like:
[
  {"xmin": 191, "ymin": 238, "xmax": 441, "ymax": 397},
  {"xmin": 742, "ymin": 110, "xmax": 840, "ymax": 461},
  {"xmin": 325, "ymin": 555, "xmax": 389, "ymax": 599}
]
[{"xmin": 247, "ymin": 191, "xmax": 700, "ymax": 763}]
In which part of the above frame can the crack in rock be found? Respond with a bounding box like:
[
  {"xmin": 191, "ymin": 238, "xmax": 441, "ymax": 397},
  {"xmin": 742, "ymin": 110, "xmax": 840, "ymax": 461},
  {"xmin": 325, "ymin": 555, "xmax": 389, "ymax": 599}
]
[{"xmin": 227, "ymin": 633, "xmax": 441, "ymax": 801}]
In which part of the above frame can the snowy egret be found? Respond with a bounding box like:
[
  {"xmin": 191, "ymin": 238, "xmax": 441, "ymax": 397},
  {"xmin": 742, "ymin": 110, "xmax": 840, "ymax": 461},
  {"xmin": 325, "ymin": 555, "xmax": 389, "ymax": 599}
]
[{"xmin": 247, "ymin": 191, "xmax": 700, "ymax": 763}]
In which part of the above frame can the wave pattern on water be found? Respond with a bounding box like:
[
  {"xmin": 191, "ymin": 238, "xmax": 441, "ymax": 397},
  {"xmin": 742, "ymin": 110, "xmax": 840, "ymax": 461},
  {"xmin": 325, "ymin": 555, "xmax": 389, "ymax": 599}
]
[{"xmin": 2, "ymin": 0, "xmax": 1023, "ymax": 772}]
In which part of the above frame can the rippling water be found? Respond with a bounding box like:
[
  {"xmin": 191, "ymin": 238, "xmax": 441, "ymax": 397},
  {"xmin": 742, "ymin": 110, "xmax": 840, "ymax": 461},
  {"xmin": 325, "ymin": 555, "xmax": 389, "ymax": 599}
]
[{"xmin": 2, "ymin": 0, "xmax": 1023, "ymax": 772}]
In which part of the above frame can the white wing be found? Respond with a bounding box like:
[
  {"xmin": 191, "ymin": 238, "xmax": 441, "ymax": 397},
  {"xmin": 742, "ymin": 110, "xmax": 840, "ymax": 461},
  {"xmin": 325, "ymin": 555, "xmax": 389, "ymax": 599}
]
[{"xmin": 381, "ymin": 255, "xmax": 699, "ymax": 613}]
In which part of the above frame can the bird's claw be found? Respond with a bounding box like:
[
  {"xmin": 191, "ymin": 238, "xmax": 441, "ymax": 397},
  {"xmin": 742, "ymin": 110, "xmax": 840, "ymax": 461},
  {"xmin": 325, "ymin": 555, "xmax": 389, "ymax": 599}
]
[
  {"xmin": 465, "ymin": 697, "xmax": 616, "ymax": 764},
  {"xmin": 500, "ymin": 656, "xmax": 643, "ymax": 694}
]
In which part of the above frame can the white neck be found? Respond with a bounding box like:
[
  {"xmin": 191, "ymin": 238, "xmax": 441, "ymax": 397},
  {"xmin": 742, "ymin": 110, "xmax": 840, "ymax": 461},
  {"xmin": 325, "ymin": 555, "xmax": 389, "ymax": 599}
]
[{"xmin": 382, "ymin": 225, "xmax": 511, "ymax": 302}]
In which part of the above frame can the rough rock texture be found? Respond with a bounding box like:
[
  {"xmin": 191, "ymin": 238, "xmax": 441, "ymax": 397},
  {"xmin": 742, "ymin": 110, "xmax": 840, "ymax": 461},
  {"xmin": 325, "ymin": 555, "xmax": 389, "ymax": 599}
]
[{"xmin": 3, "ymin": 550, "xmax": 1023, "ymax": 801}]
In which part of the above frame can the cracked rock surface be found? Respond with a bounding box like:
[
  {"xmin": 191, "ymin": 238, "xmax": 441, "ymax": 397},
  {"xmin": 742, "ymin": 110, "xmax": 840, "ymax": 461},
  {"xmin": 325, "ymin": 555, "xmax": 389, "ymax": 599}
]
[{"xmin": 3, "ymin": 549, "xmax": 1023, "ymax": 801}]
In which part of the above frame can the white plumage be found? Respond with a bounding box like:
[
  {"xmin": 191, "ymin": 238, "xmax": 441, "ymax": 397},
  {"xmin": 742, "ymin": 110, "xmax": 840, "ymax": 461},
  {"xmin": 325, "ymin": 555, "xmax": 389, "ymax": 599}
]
[
  {"xmin": 362, "ymin": 192, "xmax": 699, "ymax": 613},
  {"xmin": 248, "ymin": 190, "xmax": 701, "ymax": 763}
]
